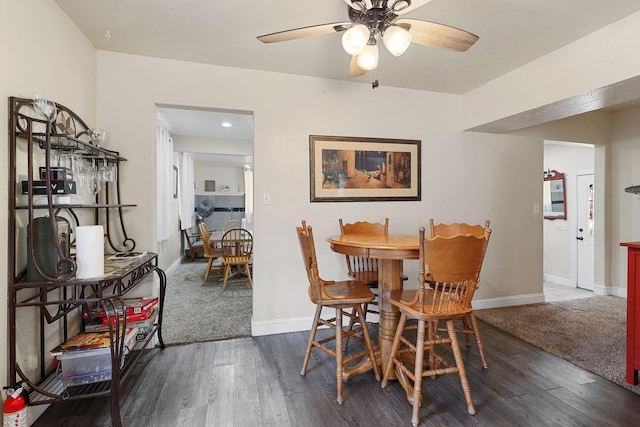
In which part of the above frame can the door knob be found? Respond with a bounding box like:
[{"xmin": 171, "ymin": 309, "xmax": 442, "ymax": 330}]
[{"xmin": 577, "ymin": 236, "xmax": 584, "ymax": 240}]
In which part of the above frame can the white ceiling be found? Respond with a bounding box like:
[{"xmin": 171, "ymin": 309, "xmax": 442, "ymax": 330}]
[
  {"xmin": 54, "ymin": 0, "xmax": 640, "ymax": 139},
  {"xmin": 55, "ymin": 0, "xmax": 640, "ymax": 94},
  {"xmin": 156, "ymin": 106, "xmax": 254, "ymax": 140}
]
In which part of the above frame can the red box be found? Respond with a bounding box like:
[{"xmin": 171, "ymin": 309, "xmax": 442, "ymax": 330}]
[
  {"xmin": 82, "ymin": 297, "xmax": 158, "ymax": 320},
  {"xmin": 101, "ymin": 309, "xmax": 153, "ymax": 326}
]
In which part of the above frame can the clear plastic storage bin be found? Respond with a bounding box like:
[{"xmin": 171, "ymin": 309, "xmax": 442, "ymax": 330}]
[{"xmin": 57, "ymin": 348, "xmax": 112, "ymax": 386}]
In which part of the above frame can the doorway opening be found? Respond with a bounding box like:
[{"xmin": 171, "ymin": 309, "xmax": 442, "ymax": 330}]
[
  {"xmin": 156, "ymin": 105, "xmax": 254, "ymax": 345},
  {"xmin": 543, "ymin": 140, "xmax": 595, "ymax": 300}
]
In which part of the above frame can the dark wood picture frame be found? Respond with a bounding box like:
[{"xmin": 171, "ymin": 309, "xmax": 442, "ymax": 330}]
[
  {"xmin": 309, "ymin": 135, "xmax": 421, "ymax": 202},
  {"xmin": 543, "ymin": 169, "xmax": 566, "ymax": 220}
]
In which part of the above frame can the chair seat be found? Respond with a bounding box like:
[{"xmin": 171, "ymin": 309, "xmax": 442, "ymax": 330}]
[
  {"xmin": 314, "ymin": 280, "xmax": 375, "ymax": 305},
  {"xmin": 384, "ymin": 289, "xmax": 473, "ymax": 321}
]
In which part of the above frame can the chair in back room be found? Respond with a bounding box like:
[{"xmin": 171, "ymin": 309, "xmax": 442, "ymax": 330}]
[
  {"xmin": 198, "ymin": 222, "xmax": 224, "ymax": 281},
  {"xmin": 220, "ymin": 227, "xmax": 253, "ymax": 291}
]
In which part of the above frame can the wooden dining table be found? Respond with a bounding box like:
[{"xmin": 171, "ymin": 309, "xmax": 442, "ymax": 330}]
[{"xmin": 327, "ymin": 233, "xmax": 420, "ymax": 392}]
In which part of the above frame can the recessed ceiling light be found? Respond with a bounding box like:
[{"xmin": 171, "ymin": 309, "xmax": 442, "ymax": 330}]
[{"xmin": 221, "ymin": 122, "xmax": 232, "ymax": 128}]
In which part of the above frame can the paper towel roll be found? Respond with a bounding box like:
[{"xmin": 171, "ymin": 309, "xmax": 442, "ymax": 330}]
[{"xmin": 76, "ymin": 225, "xmax": 104, "ymax": 278}]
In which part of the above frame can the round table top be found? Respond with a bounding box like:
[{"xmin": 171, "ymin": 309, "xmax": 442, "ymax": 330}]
[{"xmin": 327, "ymin": 233, "xmax": 420, "ymax": 260}]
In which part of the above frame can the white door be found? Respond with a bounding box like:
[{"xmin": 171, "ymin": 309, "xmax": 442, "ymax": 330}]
[{"xmin": 576, "ymin": 174, "xmax": 594, "ymax": 290}]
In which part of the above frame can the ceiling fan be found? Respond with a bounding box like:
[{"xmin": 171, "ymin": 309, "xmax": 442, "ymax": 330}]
[{"xmin": 257, "ymin": 0, "xmax": 478, "ymax": 77}]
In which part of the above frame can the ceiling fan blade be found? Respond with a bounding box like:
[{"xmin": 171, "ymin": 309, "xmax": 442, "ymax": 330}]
[
  {"xmin": 396, "ymin": 19, "xmax": 478, "ymax": 52},
  {"xmin": 393, "ymin": 0, "xmax": 434, "ymax": 15},
  {"xmin": 349, "ymin": 56, "xmax": 367, "ymax": 77},
  {"xmin": 257, "ymin": 22, "xmax": 350, "ymax": 43}
]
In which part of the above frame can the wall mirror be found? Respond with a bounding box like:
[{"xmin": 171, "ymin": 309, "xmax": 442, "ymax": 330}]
[{"xmin": 543, "ymin": 169, "xmax": 566, "ymax": 220}]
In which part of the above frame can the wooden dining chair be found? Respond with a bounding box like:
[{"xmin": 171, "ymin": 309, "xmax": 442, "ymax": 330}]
[
  {"xmin": 381, "ymin": 228, "xmax": 491, "ymax": 427},
  {"xmin": 428, "ymin": 218, "xmax": 491, "ymax": 368},
  {"xmin": 223, "ymin": 219, "xmax": 242, "ymax": 233},
  {"xmin": 220, "ymin": 227, "xmax": 253, "ymax": 291},
  {"xmin": 198, "ymin": 222, "xmax": 224, "ymax": 281},
  {"xmin": 339, "ymin": 218, "xmax": 407, "ymax": 349},
  {"xmin": 339, "ymin": 218, "xmax": 389, "ymax": 286},
  {"xmin": 296, "ymin": 220, "xmax": 380, "ymax": 404},
  {"xmin": 183, "ymin": 228, "xmax": 205, "ymax": 262}
]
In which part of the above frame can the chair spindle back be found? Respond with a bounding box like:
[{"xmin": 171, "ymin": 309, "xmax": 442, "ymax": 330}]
[
  {"xmin": 296, "ymin": 220, "xmax": 323, "ymax": 302},
  {"xmin": 198, "ymin": 222, "xmax": 215, "ymax": 257},
  {"xmin": 414, "ymin": 227, "xmax": 491, "ymax": 315},
  {"xmin": 339, "ymin": 218, "xmax": 389, "ymax": 280}
]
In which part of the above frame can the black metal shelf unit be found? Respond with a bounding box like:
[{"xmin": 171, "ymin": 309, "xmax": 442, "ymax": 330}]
[{"xmin": 7, "ymin": 97, "xmax": 165, "ymax": 427}]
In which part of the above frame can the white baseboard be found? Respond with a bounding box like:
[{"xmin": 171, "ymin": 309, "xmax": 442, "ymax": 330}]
[
  {"xmin": 252, "ymin": 315, "xmax": 315, "ymax": 336},
  {"xmin": 543, "ymin": 274, "xmax": 572, "ymax": 287},
  {"xmin": 603, "ymin": 284, "xmax": 627, "ymax": 298},
  {"xmin": 251, "ymin": 293, "xmax": 545, "ymax": 336},
  {"xmin": 165, "ymin": 257, "xmax": 181, "ymax": 277},
  {"xmin": 472, "ymin": 293, "xmax": 545, "ymax": 310}
]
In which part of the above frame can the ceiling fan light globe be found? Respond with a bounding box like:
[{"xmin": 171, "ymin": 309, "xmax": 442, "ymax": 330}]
[
  {"xmin": 348, "ymin": 0, "xmax": 366, "ymax": 12},
  {"xmin": 383, "ymin": 25, "xmax": 412, "ymax": 57},
  {"xmin": 356, "ymin": 44, "xmax": 379, "ymax": 71},
  {"xmin": 390, "ymin": 0, "xmax": 411, "ymax": 12},
  {"xmin": 342, "ymin": 25, "xmax": 370, "ymax": 55}
]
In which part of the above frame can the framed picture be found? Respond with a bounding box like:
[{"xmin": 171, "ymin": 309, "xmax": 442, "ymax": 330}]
[
  {"xmin": 309, "ymin": 135, "xmax": 421, "ymax": 202},
  {"xmin": 205, "ymin": 180, "xmax": 216, "ymax": 192}
]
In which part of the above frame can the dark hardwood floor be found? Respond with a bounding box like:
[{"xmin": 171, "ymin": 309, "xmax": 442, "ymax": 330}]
[{"xmin": 33, "ymin": 321, "xmax": 640, "ymax": 426}]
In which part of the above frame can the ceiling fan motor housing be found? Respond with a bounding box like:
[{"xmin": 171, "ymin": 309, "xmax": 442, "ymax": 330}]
[{"xmin": 349, "ymin": 4, "xmax": 399, "ymax": 35}]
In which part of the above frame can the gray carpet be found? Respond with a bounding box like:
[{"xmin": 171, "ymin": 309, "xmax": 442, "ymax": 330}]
[
  {"xmin": 162, "ymin": 261, "xmax": 252, "ymax": 345},
  {"xmin": 475, "ymin": 296, "xmax": 640, "ymax": 395}
]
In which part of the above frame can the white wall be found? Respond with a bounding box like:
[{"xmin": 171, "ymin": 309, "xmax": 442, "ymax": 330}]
[
  {"xmin": 193, "ymin": 161, "xmax": 244, "ymax": 193},
  {"xmin": 1, "ymin": 0, "xmax": 97, "ymax": 412},
  {"xmin": 463, "ymin": 10, "xmax": 640, "ymax": 131},
  {"xmin": 174, "ymin": 135, "xmax": 252, "ymax": 157},
  {"xmin": 611, "ymin": 106, "xmax": 640, "ymax": 293},
  {"xmin": 95, "ymin": 51, "xmax": 544, "ymax": 333}
]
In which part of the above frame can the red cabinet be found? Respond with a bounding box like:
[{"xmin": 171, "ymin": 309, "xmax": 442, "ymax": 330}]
[{"xmin": 621, "ymin": 242, "xmax": 640, "ymax": 384}]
